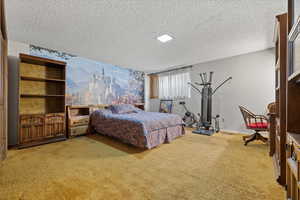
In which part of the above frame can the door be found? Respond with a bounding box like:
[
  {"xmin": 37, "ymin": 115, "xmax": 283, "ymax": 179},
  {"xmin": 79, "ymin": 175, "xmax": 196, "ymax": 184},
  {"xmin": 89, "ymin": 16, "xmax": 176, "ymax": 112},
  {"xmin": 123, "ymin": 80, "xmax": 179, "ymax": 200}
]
[
  {"xmin": 0, "ymin": 0, "xmax": 7, "ymax": 161},
  {"xmin": 45, "ymin": 113, "xmax": 65, "ymax": 138},
  {"xmin": 19, "ymin": 115, "xmax": 45, "ymax": 144}
]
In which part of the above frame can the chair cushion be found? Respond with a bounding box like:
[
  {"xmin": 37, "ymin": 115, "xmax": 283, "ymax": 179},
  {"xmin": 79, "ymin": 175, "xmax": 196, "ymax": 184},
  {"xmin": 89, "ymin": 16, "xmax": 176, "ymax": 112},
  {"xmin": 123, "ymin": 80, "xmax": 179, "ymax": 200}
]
[{"xmin": 247, "ymin": 122, "xmax": 268, "ymax": 129}]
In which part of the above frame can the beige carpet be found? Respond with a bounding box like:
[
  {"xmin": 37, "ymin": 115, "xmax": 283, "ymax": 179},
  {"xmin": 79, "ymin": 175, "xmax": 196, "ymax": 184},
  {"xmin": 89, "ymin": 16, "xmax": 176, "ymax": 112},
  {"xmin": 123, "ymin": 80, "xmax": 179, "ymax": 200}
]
[{"xmin": 0, "ymin": 129, "xmax": 284, "ymax": 200}]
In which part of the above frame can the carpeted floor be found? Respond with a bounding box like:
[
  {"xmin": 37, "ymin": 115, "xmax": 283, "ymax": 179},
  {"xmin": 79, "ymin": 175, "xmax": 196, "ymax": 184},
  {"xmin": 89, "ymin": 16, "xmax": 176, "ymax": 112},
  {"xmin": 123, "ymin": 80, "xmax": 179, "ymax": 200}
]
[{"xmin": 0, "ymin": 129, "xmax": 284, "ymax": 200}]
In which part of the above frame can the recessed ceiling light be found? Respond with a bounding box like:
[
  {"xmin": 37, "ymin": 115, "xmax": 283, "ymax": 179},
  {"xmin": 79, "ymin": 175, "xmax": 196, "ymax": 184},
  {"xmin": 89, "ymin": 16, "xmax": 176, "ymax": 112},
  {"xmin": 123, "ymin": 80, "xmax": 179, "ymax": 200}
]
[{"xmin": 157, "ymin": 34, "xmax": 173, "ymax": 43}]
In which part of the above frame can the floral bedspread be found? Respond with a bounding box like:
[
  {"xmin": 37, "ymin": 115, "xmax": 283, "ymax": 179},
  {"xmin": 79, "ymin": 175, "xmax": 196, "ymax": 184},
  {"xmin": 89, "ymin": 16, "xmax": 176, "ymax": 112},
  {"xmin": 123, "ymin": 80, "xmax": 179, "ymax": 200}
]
[{"xmin": 89, "ymin": 110, "xmax": 184, "ymax": 148}]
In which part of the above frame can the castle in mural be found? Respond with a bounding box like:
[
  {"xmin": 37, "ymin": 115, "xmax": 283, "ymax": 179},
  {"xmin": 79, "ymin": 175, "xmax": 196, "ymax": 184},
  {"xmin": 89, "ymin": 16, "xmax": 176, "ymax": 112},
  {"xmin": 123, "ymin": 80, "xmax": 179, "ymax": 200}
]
[{"xmin": 29, "ymin": 45, "xmax": 144, "ymax": 105}]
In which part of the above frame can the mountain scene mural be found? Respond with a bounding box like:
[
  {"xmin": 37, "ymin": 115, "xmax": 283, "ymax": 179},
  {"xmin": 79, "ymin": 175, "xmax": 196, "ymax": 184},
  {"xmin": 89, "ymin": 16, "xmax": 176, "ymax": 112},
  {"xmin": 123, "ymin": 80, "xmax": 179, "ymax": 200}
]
[{"xmin": 29, "ymin": 45, "xmax": 145, "ymax": 105}]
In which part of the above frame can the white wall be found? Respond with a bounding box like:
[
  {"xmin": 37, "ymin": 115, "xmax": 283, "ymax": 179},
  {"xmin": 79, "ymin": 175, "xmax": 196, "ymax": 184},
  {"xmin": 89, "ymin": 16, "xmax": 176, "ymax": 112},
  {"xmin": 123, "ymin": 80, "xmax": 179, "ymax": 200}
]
[
  {"xmin": 8, "ymin": 40, "xmax": 150, "ymax": 145},
  {"xmin": 7, "ymin": 41, "xmax": 30, "ymax": 146},
  {"xmin": 9, "ymin": 40, "xmax": 275, "ymax": 135},
  {"xmin": 8, "ymin": 40, "xmax": 29, "ymax": 56},
  {"xmin": 147, "ymin": 49, "xmax": 275, "ymax": 134}
]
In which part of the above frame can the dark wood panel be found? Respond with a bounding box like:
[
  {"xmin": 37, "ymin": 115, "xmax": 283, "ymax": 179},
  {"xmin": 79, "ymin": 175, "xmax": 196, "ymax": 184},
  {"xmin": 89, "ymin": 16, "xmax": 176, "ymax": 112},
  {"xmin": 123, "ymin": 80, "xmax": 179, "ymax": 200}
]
[
  {"xmin": 278, "ymin": 13, "xmax": 287, "ymax": 186},
  {"xmin": 0, "ymin": 106, "xmax": 5, "ymax": 161},
  {"xmin": 288, "ymin": 0, "xmax": 293, "ymax": 33},
  {"xmin": 268, "ymin": 113, "xmax": 276, "ymax": 156},
  {"xmin": 0, "ymin": 36, "xmax": 3, "ymax": 106},
  {"xmin": 273, "ymin": 13, "xmax": 288, "ymax": 186},
  {"xmin": 287, "ymin": 82, "xmax": 300, "ymax": 133},
  {"xmin": 0, "ymin": 0, "xmax": 7, "ymax": 162},
  {"xmin": 286, "ymin": 1, "xmax": 300, "ymax": 196}
]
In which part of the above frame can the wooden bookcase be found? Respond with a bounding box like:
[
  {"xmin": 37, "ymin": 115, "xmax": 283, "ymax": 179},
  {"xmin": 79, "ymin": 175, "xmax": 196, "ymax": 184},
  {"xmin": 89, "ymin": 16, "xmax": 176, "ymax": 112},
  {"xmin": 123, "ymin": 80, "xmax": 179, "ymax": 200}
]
[
  {"xmin": 272, "ymin": 13, "xmax": 288, "ymax": 186},
  {"xmin": 286, "ymin": 5, "xmax": 300, "ymax": 197},
  {"xmin": 18, "ymin": 54, "xmax": 67, "ymax": 148}
]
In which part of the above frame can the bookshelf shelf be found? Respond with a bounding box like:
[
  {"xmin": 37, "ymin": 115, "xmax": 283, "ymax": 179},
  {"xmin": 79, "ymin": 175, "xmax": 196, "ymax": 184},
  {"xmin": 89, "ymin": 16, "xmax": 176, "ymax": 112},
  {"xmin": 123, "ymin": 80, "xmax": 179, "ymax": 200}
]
[
  {"xmin": 21, "ymin": 94, "xmax": 65, "ymax": 98},
  {"xmin": 21, "ymin": 76, "xmax": 65, "ymax": 82}
]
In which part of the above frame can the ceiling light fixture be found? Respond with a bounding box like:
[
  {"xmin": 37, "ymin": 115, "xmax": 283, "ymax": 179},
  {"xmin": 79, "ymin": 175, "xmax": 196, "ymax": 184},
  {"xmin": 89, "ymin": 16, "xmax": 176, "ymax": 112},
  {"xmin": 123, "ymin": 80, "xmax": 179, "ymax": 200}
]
[{"xmin": 157, "ymin": 34, "xmax": 173, "ymax": 43}]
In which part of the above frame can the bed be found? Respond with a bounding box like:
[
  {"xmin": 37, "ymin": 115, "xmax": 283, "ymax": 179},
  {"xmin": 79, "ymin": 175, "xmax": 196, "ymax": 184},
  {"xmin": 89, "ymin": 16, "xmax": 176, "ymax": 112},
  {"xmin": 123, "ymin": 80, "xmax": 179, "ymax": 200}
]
[{"xmin": 89, "ymin": 104, "xmax": 185, "ymax": 149}]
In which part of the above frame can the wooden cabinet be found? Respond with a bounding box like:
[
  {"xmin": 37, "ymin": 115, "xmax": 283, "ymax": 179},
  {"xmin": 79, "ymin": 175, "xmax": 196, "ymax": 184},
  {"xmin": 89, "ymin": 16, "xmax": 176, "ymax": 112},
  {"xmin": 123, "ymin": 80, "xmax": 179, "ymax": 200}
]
[
  {"xmin": 20, "ymin": 114, "xmax": 45, "ymax": 143},
  {"xmin": 18, "ymin": 54, "xmax": 67, "ymax": 148},
  {"xmin": 286, "ymin": 133, "xmax": 300, "ymax": 200},
  {"xmin": 286, "ymin": 1, "xmax": 300, "ymax": 198},
  {"xmin": 45, "ymin": 113, "xmax": 65, "ymax": 137},
  {"xmin": 67, "ymin": 105, "xmax": 90, "ymax": 137},
  {"xmin": 19, "ymin": 113, "xmax": 66, "ymax": 144}
]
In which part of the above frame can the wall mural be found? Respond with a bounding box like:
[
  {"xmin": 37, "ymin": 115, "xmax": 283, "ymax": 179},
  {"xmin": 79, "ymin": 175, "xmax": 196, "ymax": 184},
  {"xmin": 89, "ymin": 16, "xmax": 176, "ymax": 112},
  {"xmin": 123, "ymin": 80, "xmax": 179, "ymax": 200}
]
[{"xmin": 29, "ymin": 45, "xmax": 145, "ymax": 105}]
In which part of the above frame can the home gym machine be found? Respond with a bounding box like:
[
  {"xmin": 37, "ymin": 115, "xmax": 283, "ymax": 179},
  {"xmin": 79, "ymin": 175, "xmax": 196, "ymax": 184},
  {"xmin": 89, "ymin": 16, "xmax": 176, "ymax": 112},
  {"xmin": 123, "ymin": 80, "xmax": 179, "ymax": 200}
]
[{"xmin": 188, "ymin": 72, "xmax": 232, "ymax": 136}]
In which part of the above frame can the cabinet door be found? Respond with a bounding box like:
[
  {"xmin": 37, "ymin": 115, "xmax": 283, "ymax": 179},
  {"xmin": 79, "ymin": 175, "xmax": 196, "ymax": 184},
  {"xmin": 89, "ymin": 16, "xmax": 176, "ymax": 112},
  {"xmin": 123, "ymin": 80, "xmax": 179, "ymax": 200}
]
[
  {"xmin": 45, "ymin": 113, "xmax": 65, "ymax": 137},
  {"xmin": 19, "ymin": 115, "xmax": 45, "ymax": 144}
]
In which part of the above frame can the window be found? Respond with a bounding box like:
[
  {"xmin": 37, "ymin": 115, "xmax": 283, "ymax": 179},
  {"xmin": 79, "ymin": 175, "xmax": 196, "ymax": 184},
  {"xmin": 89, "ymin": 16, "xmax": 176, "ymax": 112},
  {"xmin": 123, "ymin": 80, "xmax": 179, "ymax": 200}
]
[
  {"xmin": 149, "ymin": 74, "xmax": 159, "ymax": 99},
  {"xmin": 158, "ymin": 71, "xmax": 191, "ymax": 99}
]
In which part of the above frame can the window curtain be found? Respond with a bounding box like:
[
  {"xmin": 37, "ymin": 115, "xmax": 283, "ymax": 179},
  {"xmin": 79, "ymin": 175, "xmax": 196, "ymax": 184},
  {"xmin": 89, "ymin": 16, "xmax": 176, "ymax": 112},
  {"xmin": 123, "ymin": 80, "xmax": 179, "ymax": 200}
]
[{"xmin": 158, "ymin": 69, "xmax": 191, "ymax": 99}]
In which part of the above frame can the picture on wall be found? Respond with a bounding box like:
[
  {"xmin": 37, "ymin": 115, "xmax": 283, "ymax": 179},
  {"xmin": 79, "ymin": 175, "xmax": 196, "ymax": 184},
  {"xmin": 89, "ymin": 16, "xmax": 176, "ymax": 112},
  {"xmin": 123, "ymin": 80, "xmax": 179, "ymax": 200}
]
[
  {"xmin": 159, "ymin": 100, "xmax": 173, "ymax": 113},
  {"xmin": 29, "ymin": 45, "xmax": 145, "ymax": 105}
]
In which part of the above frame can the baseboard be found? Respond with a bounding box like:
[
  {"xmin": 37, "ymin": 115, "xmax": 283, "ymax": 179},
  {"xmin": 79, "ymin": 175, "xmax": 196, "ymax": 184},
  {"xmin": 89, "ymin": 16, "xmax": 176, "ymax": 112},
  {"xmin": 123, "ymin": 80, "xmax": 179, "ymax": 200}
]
[
  {"xmin": 17, "ymin": 136, "xmax": 67, "ymax": 149},
  {"xmin": 221, "ymin": 129, "xmax": 269, "ymax": 138},
  {"xmin": 220, "ymin": 129, "xmax": 250, "ymax": 135}
]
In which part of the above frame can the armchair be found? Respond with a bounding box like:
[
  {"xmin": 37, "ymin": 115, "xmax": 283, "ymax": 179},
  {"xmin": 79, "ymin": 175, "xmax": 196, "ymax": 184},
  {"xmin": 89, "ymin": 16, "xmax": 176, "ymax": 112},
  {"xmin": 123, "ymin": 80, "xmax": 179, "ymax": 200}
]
[{"xmin": 239, "ymin": 106, "xmax": 268, "ymax": 146}]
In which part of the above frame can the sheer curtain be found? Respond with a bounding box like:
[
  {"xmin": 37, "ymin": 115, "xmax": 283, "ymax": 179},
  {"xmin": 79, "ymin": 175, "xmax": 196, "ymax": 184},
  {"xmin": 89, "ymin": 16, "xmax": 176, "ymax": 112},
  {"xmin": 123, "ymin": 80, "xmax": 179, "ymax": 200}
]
[{"xmin": 158, "ymin": 69, "xmax": 191, "ymax": 99}]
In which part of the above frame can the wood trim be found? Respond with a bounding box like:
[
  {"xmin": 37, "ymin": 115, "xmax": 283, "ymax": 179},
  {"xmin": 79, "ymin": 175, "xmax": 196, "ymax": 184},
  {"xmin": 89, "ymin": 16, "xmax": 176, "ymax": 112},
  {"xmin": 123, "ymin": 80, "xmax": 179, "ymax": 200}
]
[
  {"xmin": 268, "ymin": 113, "xmax": 276, "ymax": 156},
  {"xmin": 274, "ymin": 13, "xmax": 288, "ymax": 186},
  {"xmin": 19, "ymin": 53, "xmax": 66, "ymax": 66},
  {"xmin": 0, "ymin": 0, "xmax": 7, "ymax": 161},
  {"xmin": 17, "ymin": 136, "xmax": 66, "ymax": 149},
  {"xmin": 0, "ymin": 0, "xmax": 6, "ymax": 40},
  {"xmin": 279, "ymin": 13, "xmax": 287, "ymax": 186},
  {"xmin": 288, "ymin": 0, "xmax": 293, "ymax": 33}
]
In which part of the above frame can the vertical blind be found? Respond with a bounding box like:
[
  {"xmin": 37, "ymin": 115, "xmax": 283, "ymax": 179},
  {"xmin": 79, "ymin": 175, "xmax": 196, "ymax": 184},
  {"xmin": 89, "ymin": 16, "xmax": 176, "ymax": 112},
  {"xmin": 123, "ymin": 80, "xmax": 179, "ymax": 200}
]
[{"xmin": 158, "ymin": 71, "xmax": 191, "ymax": 99}]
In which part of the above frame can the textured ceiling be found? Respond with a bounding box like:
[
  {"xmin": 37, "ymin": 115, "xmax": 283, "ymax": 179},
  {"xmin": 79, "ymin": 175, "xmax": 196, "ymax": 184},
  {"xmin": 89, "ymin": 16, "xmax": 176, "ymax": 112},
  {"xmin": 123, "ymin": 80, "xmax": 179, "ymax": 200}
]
[{"xmin": 6, "ymin": 0, "xmax": 286, "ymax": 72}]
